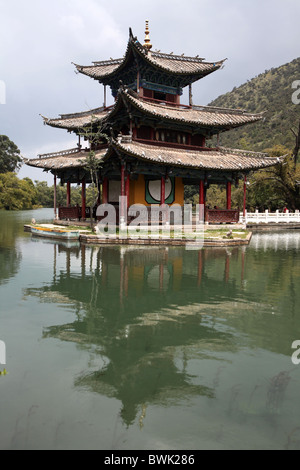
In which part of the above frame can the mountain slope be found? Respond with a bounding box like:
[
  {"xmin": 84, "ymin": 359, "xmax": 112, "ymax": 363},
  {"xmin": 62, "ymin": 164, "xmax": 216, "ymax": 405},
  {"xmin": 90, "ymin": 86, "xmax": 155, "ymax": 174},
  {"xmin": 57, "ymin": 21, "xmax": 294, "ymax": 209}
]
[{"xmin": 209, "ymin": 58, "xmax": 300, "ymax": 152}]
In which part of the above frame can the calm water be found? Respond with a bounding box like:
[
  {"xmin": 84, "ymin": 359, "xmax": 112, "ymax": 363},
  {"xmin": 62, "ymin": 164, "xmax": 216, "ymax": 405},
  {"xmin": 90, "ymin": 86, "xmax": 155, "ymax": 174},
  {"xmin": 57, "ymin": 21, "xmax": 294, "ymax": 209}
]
[{"xmin": 0, "ymin": 208, "xmax": 300, "ymax": 450}]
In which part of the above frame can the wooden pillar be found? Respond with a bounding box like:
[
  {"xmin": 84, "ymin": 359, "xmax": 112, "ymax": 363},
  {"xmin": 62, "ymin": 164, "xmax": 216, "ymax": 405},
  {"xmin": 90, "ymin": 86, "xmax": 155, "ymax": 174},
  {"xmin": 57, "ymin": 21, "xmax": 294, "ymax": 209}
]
[
  {"xmin": 67, "ymin": 182, "xmax": 71, "ymax": 207},
  {"xmin": 189, "ymin": 84, "xmax": 193, "ymax": 107},
  {"xmin": 81, "ymin": 179, "xmax": 86, "ymax": 221},
  {"xmin": 102, "ymin": 178, "xmax": 108, "ymax": 204},
  {"xmin": 199, "ymin": 180, "xmax": 205, "ymax": 205},
  {"xmin": 243, "ymin": 175, "xmax": 247, "ymax": 217},
  {"xmin": 199, "ymin": 179, "xmax": 206, "ymax": 222},
  {"xmin": 226, "ymin": 181, "xmax": 232, "ymax": 210},
  {"xmin": 97, "ymin": 179, "xmax": 101, "ymax": 205},
  {"xmin": 104, "ymin": 85, "xmax": 107, "ymax": 108},
  {"xmin": 54, "ymin": 174, "xmax": 57, "ymax": 219},
  {"xmin": 125, "ymin": 172, "xmax": 130, "ymax": 209}
]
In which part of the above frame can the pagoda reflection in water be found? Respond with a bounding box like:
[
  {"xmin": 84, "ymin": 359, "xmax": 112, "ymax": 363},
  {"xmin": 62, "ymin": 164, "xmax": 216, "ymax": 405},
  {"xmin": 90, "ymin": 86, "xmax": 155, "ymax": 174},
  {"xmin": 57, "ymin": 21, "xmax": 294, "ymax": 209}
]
[{"xmin": 25, "ymin": 240, "xmax": 248, "ymax": 426}]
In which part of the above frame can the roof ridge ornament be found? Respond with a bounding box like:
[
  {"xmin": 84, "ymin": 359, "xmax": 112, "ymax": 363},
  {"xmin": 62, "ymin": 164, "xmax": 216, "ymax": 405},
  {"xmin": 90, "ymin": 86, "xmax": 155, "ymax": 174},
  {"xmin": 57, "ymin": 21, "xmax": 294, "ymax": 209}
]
[{"xmin": 143, "ymin": 20, "xmax": 152, "ymax": 51}]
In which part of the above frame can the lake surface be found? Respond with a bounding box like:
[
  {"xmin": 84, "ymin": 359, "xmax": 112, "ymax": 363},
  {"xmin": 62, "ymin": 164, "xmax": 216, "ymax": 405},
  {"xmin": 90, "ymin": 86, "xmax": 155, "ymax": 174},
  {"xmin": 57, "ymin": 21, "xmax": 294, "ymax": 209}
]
[{"xmin": 0, "ymin": 208, "xmax": 300, "ymax": 450}]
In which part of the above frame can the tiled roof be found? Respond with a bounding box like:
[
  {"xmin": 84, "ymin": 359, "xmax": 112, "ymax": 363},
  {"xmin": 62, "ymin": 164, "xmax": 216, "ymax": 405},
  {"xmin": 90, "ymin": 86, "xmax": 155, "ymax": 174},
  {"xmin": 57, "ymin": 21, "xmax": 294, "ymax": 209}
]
[
  {"xmin": 74, "ymin": 33, "xmax": 225, "ymax": 82},
  {"xmin": 73, "ymin": 60, "xmax": 123, "ymax": 80},
  {"xmin": 42, "ymin": 88, "xmax": 262, "ymax": 133},
  {"xmin": 146, "ymin": 51, "xmax": 225, "ymax": 76},
  {"xmin": 113, "ymin": 140, "xmax": 282, "ymax": 171},
  {"xmin": 25, "ymin": 140, "xmax": 283, "ymax": 173},
  {"xmin": 24, "ymin": 148, "xmax": 107, "ymax": 170},
  {"xmin": 41, "ymin": 107, "xmax": 110, "ymax": 130},
  {"xmin": 121, "ymin": 89, "xmax": 263, "ymax": 130}
]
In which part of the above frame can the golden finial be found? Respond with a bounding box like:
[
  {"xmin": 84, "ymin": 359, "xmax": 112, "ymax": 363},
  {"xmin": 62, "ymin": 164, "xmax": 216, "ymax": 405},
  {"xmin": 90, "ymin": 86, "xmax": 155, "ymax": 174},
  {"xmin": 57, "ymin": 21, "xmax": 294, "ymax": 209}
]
[{"xmin": 143, "ymin": 20, "xmax": 152, "ymax": 50}]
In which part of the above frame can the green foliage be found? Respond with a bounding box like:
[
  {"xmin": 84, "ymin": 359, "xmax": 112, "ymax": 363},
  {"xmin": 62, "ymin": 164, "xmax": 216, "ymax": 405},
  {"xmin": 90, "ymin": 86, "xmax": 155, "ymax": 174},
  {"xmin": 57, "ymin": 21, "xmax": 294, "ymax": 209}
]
[
  {"xmin": 0, "ymin": 173, "xmax": 36, "ymax": 210},
  {"xmin": 209, "ymin": 58, "xmax": 300, "ymax": 153},
  {"xmin": 0, "ymin": 135, "xmax": 22, "ymax": 173},
  {"xmin": 185, "ymin": 58, "xmax": 300, "ymax": 210}
]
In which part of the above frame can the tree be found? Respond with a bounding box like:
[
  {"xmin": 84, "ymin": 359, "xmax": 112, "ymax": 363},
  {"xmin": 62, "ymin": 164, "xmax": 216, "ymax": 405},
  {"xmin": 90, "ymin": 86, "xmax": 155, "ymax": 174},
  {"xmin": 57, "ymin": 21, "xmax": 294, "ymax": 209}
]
[
  {"xmin": 34, "ymin": 181, "xmax": 54, "ymax": 208},
  {"xmin": 231, "ymin": 144, "xmax": 300, "ymax": 212},
  {"xmin": 78, "ymin": 118, "xmax": 108, "ymax": 228},
  {"xmin": 0, "ymin": 135, "xmax": 22, "ymax": 173},
  {"xmin": 0, "ymin": 173, "xmax": 36, "ymax": 210},
  {"xmin": 291, "ymin": 119, "xmax": 300, "ymax": 169}
]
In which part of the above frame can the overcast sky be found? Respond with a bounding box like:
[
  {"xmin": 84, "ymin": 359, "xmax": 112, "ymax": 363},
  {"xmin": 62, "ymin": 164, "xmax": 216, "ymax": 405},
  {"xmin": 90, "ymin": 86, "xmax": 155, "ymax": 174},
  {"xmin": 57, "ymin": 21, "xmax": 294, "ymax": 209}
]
[{"xmin": 1, "ymin": 0, "xmax": 300, "ymax": 183}]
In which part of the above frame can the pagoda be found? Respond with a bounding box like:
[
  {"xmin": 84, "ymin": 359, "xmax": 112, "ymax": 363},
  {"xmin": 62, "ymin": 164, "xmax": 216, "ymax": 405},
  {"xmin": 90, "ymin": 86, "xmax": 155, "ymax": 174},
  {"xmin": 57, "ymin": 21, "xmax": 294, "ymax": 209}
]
[{"xmin": 25, "ymin": 22, "xmax": 281, "ymax": 224}]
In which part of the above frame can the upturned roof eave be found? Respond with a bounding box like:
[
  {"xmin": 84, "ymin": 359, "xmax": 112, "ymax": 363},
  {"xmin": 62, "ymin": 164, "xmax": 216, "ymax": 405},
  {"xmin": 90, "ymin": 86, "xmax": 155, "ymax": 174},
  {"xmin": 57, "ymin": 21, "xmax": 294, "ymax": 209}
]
[
  {"xmin": 116, "ymin": 88, "xmax": 264, "ymax": 131},
  {"xmin": 111, "ymin": 140, "xmax": 284, "ymax": 172},
  {"xmin": 24, "ymin": 140, "xmax": 284, "ymax": 173},
  {"xmin": 73, "ymin": 30, "xmax": 226, "ymax": 85}
]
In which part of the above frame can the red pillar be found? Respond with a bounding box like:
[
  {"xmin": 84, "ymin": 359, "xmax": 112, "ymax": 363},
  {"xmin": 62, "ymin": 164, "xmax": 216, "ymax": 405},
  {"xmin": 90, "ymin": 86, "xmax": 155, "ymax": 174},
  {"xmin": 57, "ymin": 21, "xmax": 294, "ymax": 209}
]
[
  {"xmin": 102, "ymin": 178, "xmax": 108, "ymax": 204},
  {"xmin": 67, "ymin": 182, "xmax": 71, "ymax": 207},
  {"xmin": 199, "ymin": 179, "xmax": 206, "ymax": 222},
  {"xmin": 81, "ymin": 179, "xmax": 86, "ymax": 221},
  {"xmin": 125, "ymin": 172, "xmax": 130, "ymax": 209},
  {"xmin": 226, "ymin": 181, "xmax": 232, "ymax": 210},
  {"xmin": 199, "ymin": 180, "xmax": 205, "ymax": 205},
  {"xmin": 243, "ymin": 175, "xmax": 247, "ymax": 217}
]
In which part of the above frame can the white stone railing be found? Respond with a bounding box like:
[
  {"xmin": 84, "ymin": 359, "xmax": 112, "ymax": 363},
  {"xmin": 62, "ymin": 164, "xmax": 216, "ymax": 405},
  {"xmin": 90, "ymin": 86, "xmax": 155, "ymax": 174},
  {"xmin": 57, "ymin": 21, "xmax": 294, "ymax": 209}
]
[{"xmin": 240, "ymin": 210, "xmax": 300, "ymax": 224}]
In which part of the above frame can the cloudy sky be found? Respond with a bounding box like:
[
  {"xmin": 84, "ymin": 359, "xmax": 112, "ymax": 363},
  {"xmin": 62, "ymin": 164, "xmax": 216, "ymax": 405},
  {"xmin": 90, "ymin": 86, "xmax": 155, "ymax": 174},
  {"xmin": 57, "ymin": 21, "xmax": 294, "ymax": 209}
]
[{"xmin": 1, "ymin": 0, "xmax": 300, "ymax": 183}]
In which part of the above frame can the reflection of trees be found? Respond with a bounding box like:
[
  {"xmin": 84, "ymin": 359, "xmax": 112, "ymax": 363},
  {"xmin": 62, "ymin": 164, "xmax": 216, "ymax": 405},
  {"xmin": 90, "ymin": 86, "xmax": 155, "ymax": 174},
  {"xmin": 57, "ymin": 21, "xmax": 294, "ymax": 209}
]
[
  {"xmin": 0, "ymin": 247, "xmax": 22, "ymax": 286},
  {"xmin": 0, "ymin": 213, "xmax": 24, "ymax": 285}
]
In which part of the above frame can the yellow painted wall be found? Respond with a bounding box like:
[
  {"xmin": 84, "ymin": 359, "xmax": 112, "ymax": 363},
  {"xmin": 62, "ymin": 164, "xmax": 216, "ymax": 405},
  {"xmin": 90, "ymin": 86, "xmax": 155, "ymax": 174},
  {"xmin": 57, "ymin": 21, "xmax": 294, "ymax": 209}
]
[{"xmin": 129, "ymin": 175, "xmax": 184, "ymax": 207}]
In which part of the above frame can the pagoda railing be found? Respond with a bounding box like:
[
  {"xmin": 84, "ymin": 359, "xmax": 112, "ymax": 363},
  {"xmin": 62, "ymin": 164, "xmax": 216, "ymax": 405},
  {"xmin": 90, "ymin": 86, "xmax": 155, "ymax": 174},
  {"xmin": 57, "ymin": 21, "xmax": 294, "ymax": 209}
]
[
  {"xmin": 38, "ymin": 147, "xmax": 82, "ymax": 159},
  {"xmin": 205, "ymin": 209, "xmax": 240, "ymax": 224},
  {"xmin": 58, "ymin": 206, "xmax": 93, "ymax": 221},
  {"xmin": 242, "ymin": 210, "xmax": 300, "ymax": 224}
]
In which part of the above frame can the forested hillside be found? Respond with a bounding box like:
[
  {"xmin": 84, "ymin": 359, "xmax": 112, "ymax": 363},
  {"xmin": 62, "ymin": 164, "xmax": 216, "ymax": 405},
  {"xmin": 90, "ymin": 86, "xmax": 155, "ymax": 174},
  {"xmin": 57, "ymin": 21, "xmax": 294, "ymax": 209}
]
[{"xmin": 209, "ymin": 58, "xmax": 300, "ymax": 151}]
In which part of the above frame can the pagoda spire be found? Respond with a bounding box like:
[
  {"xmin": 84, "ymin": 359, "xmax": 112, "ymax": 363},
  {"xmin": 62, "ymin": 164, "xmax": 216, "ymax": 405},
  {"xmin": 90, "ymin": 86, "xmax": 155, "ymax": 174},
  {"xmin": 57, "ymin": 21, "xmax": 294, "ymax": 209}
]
[{"xmin": 143, "ymin": 20, "xmax": 152, "ymax": 50}]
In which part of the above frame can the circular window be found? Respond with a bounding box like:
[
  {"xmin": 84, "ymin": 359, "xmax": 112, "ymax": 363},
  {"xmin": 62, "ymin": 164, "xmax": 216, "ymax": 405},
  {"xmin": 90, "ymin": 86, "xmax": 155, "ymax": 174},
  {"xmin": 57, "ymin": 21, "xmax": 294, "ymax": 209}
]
[{"xmin": 148, "ymin": 178, "xmax": 172, "ymax": 202}]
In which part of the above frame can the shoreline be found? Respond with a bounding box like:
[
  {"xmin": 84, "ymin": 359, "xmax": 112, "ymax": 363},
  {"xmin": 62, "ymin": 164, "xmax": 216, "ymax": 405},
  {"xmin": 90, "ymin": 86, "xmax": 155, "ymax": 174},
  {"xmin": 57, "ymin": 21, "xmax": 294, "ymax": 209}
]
[{"xmin": 24, "ymin": 220, "xmax": 300, "ymax": 247}]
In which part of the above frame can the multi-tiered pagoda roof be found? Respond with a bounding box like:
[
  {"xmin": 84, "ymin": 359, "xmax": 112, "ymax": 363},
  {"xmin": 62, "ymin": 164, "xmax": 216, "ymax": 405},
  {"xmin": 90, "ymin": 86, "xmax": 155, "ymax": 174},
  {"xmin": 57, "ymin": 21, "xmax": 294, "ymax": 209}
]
[{"xmin": 25, "ymin": 22, "xmax": 282, "ymax": 224}]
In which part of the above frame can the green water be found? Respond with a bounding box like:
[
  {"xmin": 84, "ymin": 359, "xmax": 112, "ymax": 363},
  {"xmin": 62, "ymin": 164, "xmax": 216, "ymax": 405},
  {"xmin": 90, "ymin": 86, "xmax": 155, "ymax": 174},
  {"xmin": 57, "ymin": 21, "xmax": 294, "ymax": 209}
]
[{"xmin": 0, "ymin": 209, "xmax": 300, "ymax": 450}]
